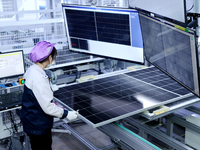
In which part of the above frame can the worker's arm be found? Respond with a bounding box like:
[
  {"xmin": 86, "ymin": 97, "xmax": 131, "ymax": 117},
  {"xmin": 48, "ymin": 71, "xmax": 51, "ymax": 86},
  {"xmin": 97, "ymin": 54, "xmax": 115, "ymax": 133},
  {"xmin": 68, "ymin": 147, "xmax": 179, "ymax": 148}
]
[{"xmin": 32, "ymin": 80, "xmax": 68, "ymax": 118}]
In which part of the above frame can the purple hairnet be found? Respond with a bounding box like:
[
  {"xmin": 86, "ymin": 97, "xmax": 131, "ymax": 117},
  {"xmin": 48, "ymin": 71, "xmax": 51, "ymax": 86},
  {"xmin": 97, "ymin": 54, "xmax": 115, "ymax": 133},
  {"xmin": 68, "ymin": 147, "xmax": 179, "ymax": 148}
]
[{"xmin": 30, "ymin": 41, "xmax": 55, "ymax": 63}]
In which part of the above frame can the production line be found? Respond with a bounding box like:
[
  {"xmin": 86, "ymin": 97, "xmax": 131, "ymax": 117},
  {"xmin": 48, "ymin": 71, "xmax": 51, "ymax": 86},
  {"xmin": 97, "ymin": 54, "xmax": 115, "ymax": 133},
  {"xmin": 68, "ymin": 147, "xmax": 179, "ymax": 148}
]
[{"xmin": 1, "ymin": 0, "xmax": 200, "ymax": 150}]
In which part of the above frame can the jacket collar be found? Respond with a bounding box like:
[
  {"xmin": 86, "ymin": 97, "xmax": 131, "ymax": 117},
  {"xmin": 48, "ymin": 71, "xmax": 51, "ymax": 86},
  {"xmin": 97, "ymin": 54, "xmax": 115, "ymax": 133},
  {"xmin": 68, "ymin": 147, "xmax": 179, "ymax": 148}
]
[{"xmin": 33, "ymin": 64, "xmax": 48, "ymax": 78}]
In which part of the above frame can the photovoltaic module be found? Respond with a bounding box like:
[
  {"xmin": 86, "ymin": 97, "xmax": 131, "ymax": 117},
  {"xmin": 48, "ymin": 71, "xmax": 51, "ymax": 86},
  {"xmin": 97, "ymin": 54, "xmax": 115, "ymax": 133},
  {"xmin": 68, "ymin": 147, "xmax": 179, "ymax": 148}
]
[{"xmin": 54, "ymin": 67, "xmax": 190, "ymax": 128}]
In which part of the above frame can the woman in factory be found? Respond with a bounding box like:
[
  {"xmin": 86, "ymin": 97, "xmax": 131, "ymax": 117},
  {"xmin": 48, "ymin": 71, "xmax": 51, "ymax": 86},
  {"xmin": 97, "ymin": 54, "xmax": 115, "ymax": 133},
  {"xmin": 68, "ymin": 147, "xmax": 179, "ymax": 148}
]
[{"xmin": 22, "ymin": 41, "xmax": 78, "ymax": 150}]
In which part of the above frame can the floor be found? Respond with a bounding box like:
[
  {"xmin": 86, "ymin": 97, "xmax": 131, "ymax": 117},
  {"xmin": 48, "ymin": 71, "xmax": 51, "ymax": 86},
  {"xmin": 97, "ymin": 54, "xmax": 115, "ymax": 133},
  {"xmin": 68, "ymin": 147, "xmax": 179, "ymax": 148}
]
[
  {"xmin": 52, "ymin": 121, "xmax": 115, "ymax": 150},
  {"xmin": 0, "ymin": 121, "xmax": 116, "ymax": 150}
]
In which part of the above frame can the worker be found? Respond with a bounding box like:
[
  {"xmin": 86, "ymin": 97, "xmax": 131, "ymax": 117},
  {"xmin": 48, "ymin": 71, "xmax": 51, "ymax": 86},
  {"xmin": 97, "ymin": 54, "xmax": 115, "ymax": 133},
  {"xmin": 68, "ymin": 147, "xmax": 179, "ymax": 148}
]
[{"xmin": 22, "ymin": 41, "xmax": 78, "ymax": 150}]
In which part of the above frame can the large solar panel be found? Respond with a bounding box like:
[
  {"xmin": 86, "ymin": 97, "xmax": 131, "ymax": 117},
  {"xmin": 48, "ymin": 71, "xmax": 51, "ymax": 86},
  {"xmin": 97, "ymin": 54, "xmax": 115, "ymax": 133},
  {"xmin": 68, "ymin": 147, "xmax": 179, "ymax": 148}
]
[
  {"xmin": 139, "ymin": 13, "xmax": 200, "ymax": 97},
  {"xmin": 54, "ymin": 67, "xmax": 190, "ymax": 128},
  {"xmin": 62, "ymin": 5, "xmax": 144, "ymax": 63}
]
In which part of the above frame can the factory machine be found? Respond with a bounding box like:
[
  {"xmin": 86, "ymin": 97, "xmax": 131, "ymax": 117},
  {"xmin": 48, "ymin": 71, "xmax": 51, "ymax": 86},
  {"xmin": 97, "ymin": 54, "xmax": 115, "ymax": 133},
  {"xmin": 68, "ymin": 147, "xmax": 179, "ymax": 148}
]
[{"xmin": 1, "ymin": 0, "xmax": 200, "ymax": 150}]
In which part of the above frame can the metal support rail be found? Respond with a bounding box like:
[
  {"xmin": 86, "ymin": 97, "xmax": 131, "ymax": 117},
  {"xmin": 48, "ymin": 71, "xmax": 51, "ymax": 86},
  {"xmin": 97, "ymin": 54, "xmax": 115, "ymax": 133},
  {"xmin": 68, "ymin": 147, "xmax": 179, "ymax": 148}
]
[
  {"xmin": 100, "ymin": 143, "xmax": 118, "ymax": 150},
  {"xmin": 53, "ymin": 120, "xmax": 118, "ymax": 150},
  {"xmin": 99, "ymin": 123, "xmax": 160, "ymax": 150},
  {"xmin": 166, "ymin": 114, "xmax": 200, "ymax": 135},
  {"xmin": 185, "ymin": 106, "xmax": 200, "ymax": 115},
  {"xmin": 61, "ymin": 123, "xmax": 100, "ymax": 150},
  {"xmin": 140, "ymin": 95, "xmax": 200, "ymax": 121},
  {"xmin": 126, "ymin": 117, "xmax": 193, "ymax": 150}
]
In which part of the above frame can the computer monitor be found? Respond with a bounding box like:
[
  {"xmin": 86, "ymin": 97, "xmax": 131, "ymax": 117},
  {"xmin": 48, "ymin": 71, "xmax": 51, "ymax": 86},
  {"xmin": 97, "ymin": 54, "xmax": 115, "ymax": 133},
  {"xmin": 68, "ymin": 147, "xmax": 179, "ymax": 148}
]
[
  {"xmin": 139, "ymin": 13, "xmax": 200, "ymax": 97},
  {"xmin": 62, "ymin": 4, "xmax": 144, "ymax": 63},
  {"xmin": 129, "ymin": 0, "xmax": 187, "ymax": 25},
  {"xmin": 0, "ymin": 50, "xmax": 25, "ymax": 79}
]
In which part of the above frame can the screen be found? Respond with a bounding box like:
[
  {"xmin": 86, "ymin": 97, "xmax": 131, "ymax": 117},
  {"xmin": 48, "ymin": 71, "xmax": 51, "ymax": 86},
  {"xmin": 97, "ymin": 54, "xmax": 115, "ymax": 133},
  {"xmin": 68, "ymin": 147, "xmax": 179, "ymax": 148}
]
[
  {"xmin": 62, "ymin": 5, "xmax": 144, "ymax": 63},
  {"xmin": 0, "ymin": 50, "xmax": 25, "ymax": 79},
  {"xmin": 129, "ymin": 0, "xmax": 186, "ymax": 24},
  {"xmin": 139, "ymin": 13, "xmax": 200, "ymax": 97}
]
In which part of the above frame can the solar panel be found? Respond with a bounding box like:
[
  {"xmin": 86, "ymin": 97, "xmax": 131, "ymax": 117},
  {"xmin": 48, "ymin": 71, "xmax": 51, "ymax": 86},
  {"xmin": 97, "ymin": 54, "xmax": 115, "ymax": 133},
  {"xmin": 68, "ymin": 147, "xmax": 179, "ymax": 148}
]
[
  {"xmin": 62, "ymin": 5, "xmax": 144, "ymax": 63},
  {"xmin": 54, "ymin": 67, "xmax": 190, "ymax": 128},
  {"xmin": 139, "ymin": 13, "xmax": 200, "ymax": 97}
]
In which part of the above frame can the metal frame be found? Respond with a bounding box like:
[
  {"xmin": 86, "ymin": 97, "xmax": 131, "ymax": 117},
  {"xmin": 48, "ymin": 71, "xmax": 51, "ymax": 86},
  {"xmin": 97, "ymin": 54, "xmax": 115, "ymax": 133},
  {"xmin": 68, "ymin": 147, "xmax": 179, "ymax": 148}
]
[
  {"xmin": 48, "ymin": 58, "xmax": 104, "ymax": 70},
  {"xmin": 126, "ymin": 117, "xmax": 194, "ymax": 150},
  {"xmin": 61, "ymin": 123, "xmax": 100, "ymax": 150},
  {"xmin": 130, "ymin": 0, "xmax": 187, "ymax": 26},
  {"xmin": 166, "ymin": 114, "xmax": 200, "ymax": 136},
  {"xmin": 99, "ymin": 123, "xmax": 159, "ymax": 150},
  {"xmin": 140, "ymin": 95, "xmax": 200, "ymax": 121},
  {"xmin": 185, "ymin": 106, "xmax": 200, "ymax": 115}
]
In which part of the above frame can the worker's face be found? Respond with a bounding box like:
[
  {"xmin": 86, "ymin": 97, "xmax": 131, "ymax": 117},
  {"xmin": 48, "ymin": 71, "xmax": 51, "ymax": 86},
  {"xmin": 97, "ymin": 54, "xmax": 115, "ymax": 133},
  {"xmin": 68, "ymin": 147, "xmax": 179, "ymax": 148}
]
[
  {"xmin": 47, "ymin": 55, "xmax": 55, "ymax": 68},
  {"xmin": 49, "ymin": 55, "xmax": 53, "ymax": 65},
  {"xmin": 46, "ymin": 56, "xmax": 53, "ymax": 68}
]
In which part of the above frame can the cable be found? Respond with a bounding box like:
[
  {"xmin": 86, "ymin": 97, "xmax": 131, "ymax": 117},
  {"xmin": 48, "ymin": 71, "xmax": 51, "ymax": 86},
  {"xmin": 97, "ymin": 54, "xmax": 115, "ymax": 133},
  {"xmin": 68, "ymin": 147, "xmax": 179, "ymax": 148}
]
[
  {"xmin": 12, "ymin": 111, "xmax": 22, "ymax": 135},
  {"xmin": 9, "ymin": 111, "xmax": 18, "ymax": 133},
  {"xmin": 187, "ymin": 5, "xmax": 194, "ymax": 12},
  {"xmin": 2, "ymin": 112, "xmax": 13, "ymax": 150},
  {"xmin": 4, "ymin": 117, "xmax": 12, "ymax": 135}
]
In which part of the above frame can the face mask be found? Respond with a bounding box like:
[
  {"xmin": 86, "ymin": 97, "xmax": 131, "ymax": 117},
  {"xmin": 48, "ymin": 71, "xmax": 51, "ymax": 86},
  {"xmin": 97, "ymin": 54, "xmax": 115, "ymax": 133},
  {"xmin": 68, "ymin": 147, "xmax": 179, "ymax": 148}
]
[{"xmin": 47, "ymin": 60, "xmax": 55, "ymax": 68}]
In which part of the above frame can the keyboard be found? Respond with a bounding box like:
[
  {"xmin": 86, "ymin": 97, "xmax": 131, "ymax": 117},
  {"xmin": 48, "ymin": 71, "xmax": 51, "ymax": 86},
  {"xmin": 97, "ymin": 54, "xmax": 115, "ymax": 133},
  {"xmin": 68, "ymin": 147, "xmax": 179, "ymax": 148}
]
[{"xmin": 0, "ymin": 91, "xmax": 23, "ymax": 110}]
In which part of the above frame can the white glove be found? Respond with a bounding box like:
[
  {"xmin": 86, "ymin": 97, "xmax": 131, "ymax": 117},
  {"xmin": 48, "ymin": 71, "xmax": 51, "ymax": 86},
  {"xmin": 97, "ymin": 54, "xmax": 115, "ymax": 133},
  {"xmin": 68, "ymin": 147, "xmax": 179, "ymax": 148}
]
[
  {"xmin": 66, "ymin": 111, "xmax": 78, "ymax": 121},
  {"xmin": 52, "ymin": 84, "xmax": 59, "ymax": 91}
]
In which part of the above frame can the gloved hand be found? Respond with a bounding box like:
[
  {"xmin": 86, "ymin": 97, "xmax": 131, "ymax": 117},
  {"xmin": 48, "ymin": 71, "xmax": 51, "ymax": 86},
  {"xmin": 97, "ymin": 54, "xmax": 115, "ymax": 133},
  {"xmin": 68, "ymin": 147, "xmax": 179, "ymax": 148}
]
[{"xmin": 66, "ymin": 111, "xmax": 78, "ymax": 121}]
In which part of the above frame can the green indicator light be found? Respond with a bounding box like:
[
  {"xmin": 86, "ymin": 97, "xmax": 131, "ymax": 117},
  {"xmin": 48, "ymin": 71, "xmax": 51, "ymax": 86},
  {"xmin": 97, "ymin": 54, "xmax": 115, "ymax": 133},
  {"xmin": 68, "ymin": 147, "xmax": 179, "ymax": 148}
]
[
  {"xmin": 191, "ymin": 38, "xmax": 193, "ymax": 40},
  {"xmin": 185, "ymin": 29, "xmax": 189, "ymax": 32},
  {"xmin": 21, "ymin": 80, "xmax": 25, "ymax": 84}
]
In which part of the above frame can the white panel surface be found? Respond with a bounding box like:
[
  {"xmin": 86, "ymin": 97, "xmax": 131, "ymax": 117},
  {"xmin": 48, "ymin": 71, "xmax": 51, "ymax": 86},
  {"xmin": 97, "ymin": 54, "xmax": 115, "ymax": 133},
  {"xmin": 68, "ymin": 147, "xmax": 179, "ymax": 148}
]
[{"xmin": 129, "ymin": 0, "xmax": 186, "ymax": 23}]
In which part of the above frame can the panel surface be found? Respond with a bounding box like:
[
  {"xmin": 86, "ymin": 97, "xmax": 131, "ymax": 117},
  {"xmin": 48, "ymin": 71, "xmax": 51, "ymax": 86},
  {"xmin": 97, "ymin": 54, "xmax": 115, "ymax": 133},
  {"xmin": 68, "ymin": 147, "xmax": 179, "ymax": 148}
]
[
  {"xmin": 66, "ymin": 9, "xmax": 97, "ymax": 41},
  {"xmin": 54, "ymin": 67, "xmax": 190, "ymax": 127},
  {"xmin": 95, "ymin": 12, "xmax": 130, "ymax": 45},
  {"xmin": 139, "ymin": 13, "xmax": 200, "ymax": 97},
  {"xmin": 125, "ymin": 67, "xmax": 190, "ymax": 96}
]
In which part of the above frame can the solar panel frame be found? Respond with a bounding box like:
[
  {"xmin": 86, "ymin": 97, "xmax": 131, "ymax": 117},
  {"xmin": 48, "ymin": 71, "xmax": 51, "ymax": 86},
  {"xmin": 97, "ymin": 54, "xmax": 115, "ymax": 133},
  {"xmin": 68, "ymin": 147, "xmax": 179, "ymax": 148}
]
[{"xmin": 54, "ymin": 67, "xmax": 192, "ymax": 128}]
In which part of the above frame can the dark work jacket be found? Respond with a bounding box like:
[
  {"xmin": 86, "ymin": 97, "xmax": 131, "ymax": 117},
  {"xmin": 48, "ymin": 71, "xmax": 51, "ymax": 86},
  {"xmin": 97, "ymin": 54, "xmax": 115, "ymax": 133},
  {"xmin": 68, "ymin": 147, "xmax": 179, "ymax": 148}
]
[{"xmin": 22, "ymin": 85, "xmax": 54, "ymax": 135}]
